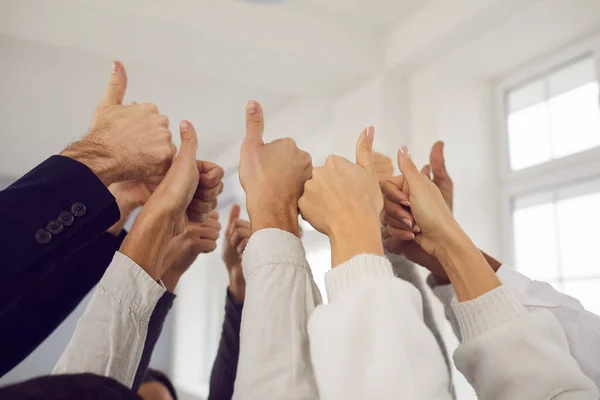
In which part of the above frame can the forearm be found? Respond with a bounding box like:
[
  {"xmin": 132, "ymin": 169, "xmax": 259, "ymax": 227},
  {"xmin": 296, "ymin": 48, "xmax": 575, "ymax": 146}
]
[
  {"xmin": 308, "ymin": 254, "xmax": 452, "ymax": 400},
  {"xmin": 233, "ymin": 229, "xmax": 321, "ymax": 400},
  {"xmin": 453, "ymin": 286, "xmax": 598, "ymax": 399},
  {"xmin": 61, "ymin": 139, "xmax": 118, "ymax": 186},
  {"xmin": 52, "ymin": 252, "xmax": 174, "ymax": 390},
  {"xmin": 209, "ymin": 290, "xmax": 244, "ymax": 400},
  {"xmin": 329, "ymin": 217, "xmax": 383, "ymax": 267},
  {"xmin": 120, "ymin": 208, "xmax": 175, "ymax": 280},
  {"xmin": 436, "ymin": 232, "xmax": 501, "ymax": 302}
]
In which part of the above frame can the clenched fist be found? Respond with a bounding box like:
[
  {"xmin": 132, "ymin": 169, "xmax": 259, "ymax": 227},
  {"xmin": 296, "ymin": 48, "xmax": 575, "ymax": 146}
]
[
  {"xmin": 239, "ymin": 100, "xmax": 312, "ymax": 236},
  {"xmin": 62, "ymin": 61, "xmax": 175, "ymax": 186},
  {"xmin": 120, "ymin": 120, "xmax": 202, "ymax": 280},
  {"xmin": 222, "ymin": 205, "xmax": 250, "ymax": 304},
  {"xmin": 299, "ymin": 127, "xmax": 384, "ymax": 266},
  {"xmin": 161, "ymin": 211, "xmax": 222, "ymax": 291}
]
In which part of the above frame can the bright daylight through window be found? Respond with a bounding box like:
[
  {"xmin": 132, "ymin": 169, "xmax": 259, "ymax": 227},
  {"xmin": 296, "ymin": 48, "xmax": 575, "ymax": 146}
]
[{"xmin": 504, "ymin": 50, "xmax": 600, "ymax": 315}]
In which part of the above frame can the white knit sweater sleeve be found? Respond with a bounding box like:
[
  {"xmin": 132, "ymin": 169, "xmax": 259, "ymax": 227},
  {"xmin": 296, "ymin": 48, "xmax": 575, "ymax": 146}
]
[
  {"xmin": 432, "ymin": 266, "xmax": 600, "ymax": 388},
  {"xmin": 233, "ymin": 228, "xmax": 322, "ymax": 400},
  {"xmin": 453, "ymin": 286, "xmax": 599, "ymax": 400},
  {"xmin": 308, "ymin": 254, "xmax": 453, "ymax": 400}
]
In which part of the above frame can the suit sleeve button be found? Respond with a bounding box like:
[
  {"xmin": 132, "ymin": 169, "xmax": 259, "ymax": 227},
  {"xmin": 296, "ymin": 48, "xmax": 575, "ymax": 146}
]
[
  {"xmin": 46, "ymin": 219, "xmax": 64, "ymax": 235},
  {"xmin": 35, "ymin": 229, "xmax": 52, "ymax": 245},
  {"xmin": 58, "ymin": 211, "xmax": 75, "ymax": 226},
  {"xmin": 70, "ymin": 202, "xmax": 87, "ymax": 217}
]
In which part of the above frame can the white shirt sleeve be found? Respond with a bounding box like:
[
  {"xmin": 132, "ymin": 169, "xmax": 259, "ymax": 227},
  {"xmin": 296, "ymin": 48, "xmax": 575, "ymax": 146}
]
[
  {"xmin": 52, "ymin": 252, "xmax": 173, "ymax": 389},
  {"xmin": 432, "ymin": 265, "xmax": 600, "ymax": 388},
  {"xmin": 453, "ymin": 285, "xmax": 599, "ymax": 400},
  {"xmin": 308, "ymin": 254, "xmax": 453, "ymax": 400},
  {"xmin": 233, "ymin": 228, "xmax": 322, "ymax": 400}
]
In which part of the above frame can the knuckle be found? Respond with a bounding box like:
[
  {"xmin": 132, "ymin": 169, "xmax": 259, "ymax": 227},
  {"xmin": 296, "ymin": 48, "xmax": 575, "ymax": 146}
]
[{"xmin": 145, "ymin": 103, "xmax": 159, "ymax": 114}]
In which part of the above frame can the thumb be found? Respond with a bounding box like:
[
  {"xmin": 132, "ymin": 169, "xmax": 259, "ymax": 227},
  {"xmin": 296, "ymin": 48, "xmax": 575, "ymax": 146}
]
[
  {"xmin": 228, "ymin": 205, "xmax": 241, "ymax": 228},
  {"xmin": 421, "ymin": 164, "xmax": 432, "ymax": 180},
  {"xmin": 355, "ymin": 126, "xmax": 375, "ymax": 171},
  {"xmin": 397, "ymin": 146, "xmax": 422, "ymax": 187},
  {"xmin": 243, "ymin": 100, "xmax": 264, "ymax": 149},
  {"xmin": 99, "ymin": 61, "xmax": 127, "ymax": 108},
  {"xmin": 177, "ymin": 120, "xmax": 198, "ymax": 160},
  {"xmin": 430, "ymin": 141, "xmax": 449, "ymax": 178}
]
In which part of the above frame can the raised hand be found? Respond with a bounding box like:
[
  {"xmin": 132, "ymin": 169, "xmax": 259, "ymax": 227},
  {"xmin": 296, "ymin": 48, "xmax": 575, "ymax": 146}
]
[
  {"xmin": 429, "ymin": 141, "xmax": 453, "ymax": 211},
  {"xmin": 61, "ymin": 61, "xmax": 175, "ymax": 186},
  {"xmin": 381, "ymin": 142, "xmax": 451, "ymax": 282},
  {"xmin": 144, "ymin": 160, "xmax": 224, "ymax": 224},
  {"xmin": 222, "ymin": 204, "xmax": 250, "ymax": 304},
  {"xmin": 106, "ymin": 180, "xmax": 153, "ymax": 235},
  {"xmin": 394, "ymin": 146, "xmax": 458, "ymax": 257},
  {"xmin": 119, "ymin": 120, "xmax": 201, "ymax": 280},
  {"xmin": 239, "ymin": 100, "xmax": 312, "ymax": 236},
  {"xmin": 299, "ymin": 126, "xmax": 384, "ymax": 266},
  {"xmin": 161, "ymin": 211, "xmax": 222, "ymax": 292},
  {"xmin": 373, "ymin": 151, "xmax": 394, "ymax": 182},
  {"xmin": 396, "ymin": 146, "xmax": 500, "ymax": 300}
]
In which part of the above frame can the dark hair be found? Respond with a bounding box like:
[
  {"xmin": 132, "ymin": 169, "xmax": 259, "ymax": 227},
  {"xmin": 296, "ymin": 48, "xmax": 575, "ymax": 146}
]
[{"xmin": 143, "ymin": 369, "xmax": 178, "ymax": 400}]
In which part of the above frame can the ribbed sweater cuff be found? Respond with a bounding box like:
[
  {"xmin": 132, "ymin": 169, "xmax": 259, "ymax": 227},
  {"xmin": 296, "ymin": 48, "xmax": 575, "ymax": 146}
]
[
  {"xmin": 242, "ymin": 228, "xmax": 308, "ymax": 281},
  {"xmin": 325, "ymin": 254, "xmax": 394, "ymax": 302},
  {"xmin": 451, "ymin": 285, "xmax": 527, "ymax": 342}
]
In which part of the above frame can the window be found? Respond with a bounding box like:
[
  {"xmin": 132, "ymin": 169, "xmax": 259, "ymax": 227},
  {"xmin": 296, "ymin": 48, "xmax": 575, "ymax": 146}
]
[
  {"xmin": 512, "ymin": 179, "xmax": 600, "ymax": 315},
  {"xmin": 506, "ymin": 55, "xmax": 600, "ymax": 170},
  {"xmin": 500, "ymin": 36, "xmax": 600, "ymax": 316}
]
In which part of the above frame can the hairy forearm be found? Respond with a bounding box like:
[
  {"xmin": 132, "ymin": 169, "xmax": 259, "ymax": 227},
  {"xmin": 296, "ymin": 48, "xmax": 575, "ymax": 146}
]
[
  {"xmin": 61, "ymin": 140, "xmax": 118, "ymax": 186},
  {"xmin": 249, "ymin": 201, "xmax": 299, "ymax": 237}
]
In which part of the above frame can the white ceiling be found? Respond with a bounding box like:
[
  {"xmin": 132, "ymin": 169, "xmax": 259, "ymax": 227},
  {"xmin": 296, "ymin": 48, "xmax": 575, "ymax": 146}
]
[
  {"xmin": 1, "ymin": 0, "xmax": 599, "ymax": 177},
  {"xmin": 0, "ymin": 0, "xmax": 426, "ymax": 98},
  {"xmin": 0, "ymin": 0, "xmax": 431, "ymax": 176}
]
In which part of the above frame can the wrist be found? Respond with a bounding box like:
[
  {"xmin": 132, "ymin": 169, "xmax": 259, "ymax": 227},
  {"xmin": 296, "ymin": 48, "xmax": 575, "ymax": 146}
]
[
  {"xmin": 435, "ymin": 231, "xmax": 502, "ymax": 301},
  {"xmin": 248, "ymin": 199, "xmax": 299, "ymax": 236},
  {"xmin": 61, "ymin": 139, "xmax": 118, "ymax": 186},
  {"xmin": 329, "ymin": 213, "xmax": 383, "ymax": 267},
  {"xmin": 161, "ymin": 269, "xmax": 180, "ymax": 293},
  {"xmin": 120, "ymin": 207, "xmax": 176, "ymax": 280}
]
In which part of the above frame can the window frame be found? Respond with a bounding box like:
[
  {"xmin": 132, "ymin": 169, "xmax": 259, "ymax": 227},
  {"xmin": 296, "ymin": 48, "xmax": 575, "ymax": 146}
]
[{"xmin": 495, "ymin": 32, "xmax": 600, "ymax": 266}]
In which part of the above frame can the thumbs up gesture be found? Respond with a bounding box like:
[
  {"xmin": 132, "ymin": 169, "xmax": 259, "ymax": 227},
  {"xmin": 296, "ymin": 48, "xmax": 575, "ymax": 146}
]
[
  {"xmin": 62, "ymin": 61, "xmax": 175, "ymax": 186},
  {"xmin": 298, "ymin": 127, "xmax": 384, "ymax": 266},
  {"xmin": 120, "ymin": 120, "xmax": 204, "ymax": 280},
  {"xmin": 239, "ymin": 100, "xmax": 312, "ymax": 237}
]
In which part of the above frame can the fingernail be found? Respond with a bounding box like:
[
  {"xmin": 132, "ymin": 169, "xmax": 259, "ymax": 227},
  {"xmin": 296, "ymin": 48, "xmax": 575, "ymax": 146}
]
[
  {"xmin": 366, "ymin": 126, "xmax": 375, "ymax": 140},
  {"xmin": 180, "ymin": 121, "xmax": 188, "ymax": 132},
  {"xmin": 246, "ymin": 100, "xmax": 260, "ymax": 115},
  {"xmin": 400, "ymin": 146, "xmax": 410, "ymax": 159},
  {"xmin": 409, "ymin": 232, "xmax": 416, "ymax": 239},
  {"xmin": 414, "ymin": 225, "xmax": 421, "ymax": 233},
  {"xmin": 111, "ymin": 61, "xmax": 118, "ymax": 75},
  {"xmin": 402, "ymin": 218, "xmax": 413, "ymax": 228},
  {"xmin": 401, "ymin": 201, "xmax": 411, "ymax": 207}
]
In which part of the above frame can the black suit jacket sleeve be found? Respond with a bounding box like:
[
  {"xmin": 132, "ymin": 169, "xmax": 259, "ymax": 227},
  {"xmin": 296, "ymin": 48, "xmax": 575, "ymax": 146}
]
[
  {"xmin": 0, "ymin": 155, "xmax": 120, "ymax": 376},
  {"xmin": 208, "ymin": 289, "xmax": 244, "ymax": 400},
  {"xmin": 0, "ymin": 231, "xmax": 127, "ymax": 377},
  {"xmin": 0, "ymin": 155, "xmax": 119, "ymax": 276}
]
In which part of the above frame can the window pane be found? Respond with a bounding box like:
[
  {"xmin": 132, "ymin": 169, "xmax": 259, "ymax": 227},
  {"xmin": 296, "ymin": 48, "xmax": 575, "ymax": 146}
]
[
  {"xmin": 508, "ymin": 103, "xmax": 552, "ymax": 170},
  {"xmin": 506, "ymin": 56, "xmax": 600, "ymax": 170},
  {"xmin": 556, "ymin": 188, "xmax": 600, "ymax": 279},
  {"xmin": 513, "ymin": 201, "xmax": 560, "ymax": 281},
  {"xmin": 549, "ymin": 82, "xmax": 600, "ymax": 159},
  {"xmin": 563, "ymin": 279, "xmax": 600, "ymax": 316}
]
